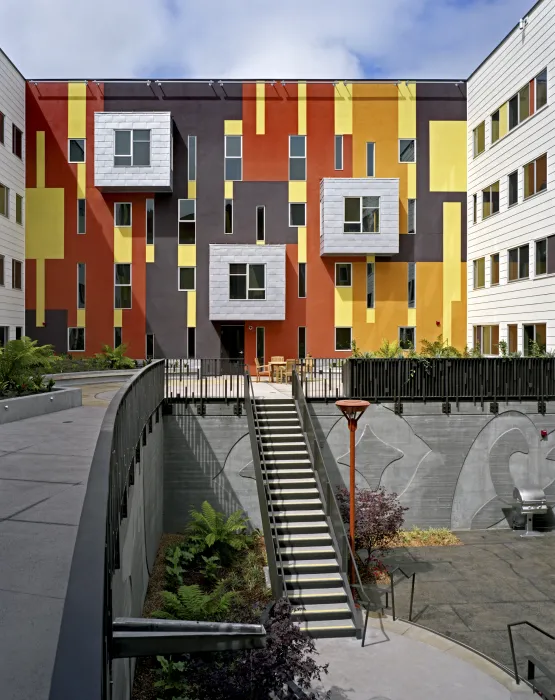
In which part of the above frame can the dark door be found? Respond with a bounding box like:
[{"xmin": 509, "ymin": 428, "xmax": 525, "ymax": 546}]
[{"xmin": 221, "ymin": 325, "xmax": 245, "ymax": 373}]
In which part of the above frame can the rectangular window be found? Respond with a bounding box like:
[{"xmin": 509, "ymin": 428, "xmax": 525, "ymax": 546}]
[
  {"xmin": 482, "ymin": 181, "xmax": 499, "ymax": 218},
  {"xmin": 335, "ymin": 135, "xmax": 343, "ymax": 170},
  {"xmin": 366, "ymin": 262, "xmax": 375, "ymax": 309},
  {"xmin": 536, "ymin": 238, "xmax": 548, "ymax": 276},
  {"xmin": 472, "ymin": 194, "xmax": 477, "ymax": 224},
  {"xmin": 12, "ymin": 125, "xmax": 22, "ymax": 158},
  {"xmin": 229, "ymin": 263, "xmax": 265, "ymax": 300},
  {"xmin": 473, "ymin": 122, "xmax": 485, "ymax": 157},
  {"xmin": 524, "ymin": 323, "xmax": 547, "ymax": 356},
  {"xmin": 188, "ymin": 135, "xmax": 197, "ymax": 180},
  {"xmin": 474, "ymin": 325, "xmax": 500, "ymax": 355},
  {"xmin": 187, "ymin": 327, "xmax": 196, "ymax": 359},
  {"xmin": 366, "ymin": 142, "xmax": 375, "ymax": 176},
  {"xmin": 146, "ymin": 199, "xmax": 154, "ymax": 244},
  {"xmin": 114, "ymin": 129, "xmax": 151, "ymax": 167},
  {"xmin": 178, "ymin": 199, "xmax": 196, "ymax": 244},
  {"xmin": 256, "ymin": 205, "xmax": 265, "ymax": 242},
  {"xmin": 298, "ymin": 327, "xmax": 306, "ymax": 359},
  {"xmin": 0, "ymin": 327, "xmax": 8, "ymax": 347},
  {"xmin": 335, "ymin": 263, "xmax": 352, "ymax": 287},
  {"xmin": 0, "ymin": 254, "xmax": 4, "ymax": 286},
  {"xmin": 15, "ymin": 194, "xmax": 23, "ymax": 225},
  {"xmin": 114, "ymin": 202, "xmax": 132, "ymax": 227},
  {"xmin": 408, "ymin": 199, "xmax": 416, "ymax": 234},
  {"xmin": 0, "ymin": 183, "xmax": 9, "ymax": 218},
  {"xmin": 290, "ymin": 202, "xmax": 306, "ymax": 227},
  {"xmin": 490, "ymin": 253, "xmax": 499, "ymax": 286},
  {"xmin": 399, "ymin": 138, "xmax": 416, "ymax": 163},
  {"xmin": 536, "ymin": 68, "xmax": 547, "ymax": 110},
  {"xmin": 12, "ymin": 260, "xmax": 22, "ymax": 290},
  {"xmin": 114, "ymin": 263, "xmax": 132, "ymax": 309},
  {"xmin": 335, "ymin": 327, "xmax": 352, "ymax": 351},
  {"xmin": 399, "ymin": 327, "xmax": 415, "ymax": 350},
  {"xmin": 408, "ymin": 262, "xmax": 415, "ymax": 308},
  {"xmin": 68, "ymin": 138, "xmax": 85, "ymax": 163},
  {"xmin": 524, "ymin": 153, "xmax": 547, "ymax": 199},
  {"xmin": 178, "ymin": 267, "xmax": 196, "ymax": 291},
  {"xmin": 289, "ymin": 135, "xmax": 306, "ymax": 181},
  {"xmin": 298, "ymin": 262, "xmax": 306, "ymax": 298},
  {"xmin": 256, "ymin": 327, "xmax": 265, "ymax": 363},
  {"xmin": 473, "ymin": 257, "xmax": 485, "ymax": 289},
  {"xmin": 146, "ymin": 333, "xmax": 154, "ymax": 359},
  {"xmin": 77, "ymin": 199, "xmax": 86, "ymax": 234},
  {"xmin": 114, "ymin": 327, "xmax": 122, "ymax": 348},
  {"xmin": 491, "ymin": 110, "xmax": 500, "ymax": 144},
  {"xmin": 519, "ymin": 83, "xmax": 530, "ymax": 122},
  {"xmin": 68, "ymin": 328, "xmax": 85, "ymax": 352},
  {"xmin": 77, "ymin": 263, "xmax": 86, "ymax": 309},
  {"xmin": 225, "ymin": 199, "xmax": 233, "ymax": 234},
  {"xmin": 344, "ymin": 196, "xmax": 379, "ymax": 233},
  {"xmin": 0, "ymin": 112, "xmax": 4, "ymax": 144},
  {"xmin": 509, "ymin": 94, "xmax": 519, "ymax": 130},
  {"xmin": 508, "ymin": 244, "xmax": 529, "ymax": 281},
  {"xmin": 225, "ymin": 135, "xmax": 242, "ymax": 180},
  {"xmin": 508, "ymin": 324, "xmax": 518, "ymax": 354},
  {"xmin": 15, "ymin": 327, "xmax": 22, "ymax": 340},
  {"xmin": 508, "ymin": 171, "xmax": 518, "ymax": 207}
]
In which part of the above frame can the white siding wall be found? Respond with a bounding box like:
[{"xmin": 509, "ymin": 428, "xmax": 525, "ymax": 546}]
[
  {"xmin": 0, "ymin": 49, "xmax": 25, "ymax": 340},
  {"xmin": 467, "ymin": 0, "xmax": 555, "ymax": 352}
]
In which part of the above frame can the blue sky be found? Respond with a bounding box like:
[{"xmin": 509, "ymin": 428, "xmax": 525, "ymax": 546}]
[{"xmin": 2, "ymin": 0, "xmax": 536, "ymax": 79}]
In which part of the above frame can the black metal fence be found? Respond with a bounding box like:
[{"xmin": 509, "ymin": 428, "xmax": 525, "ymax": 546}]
[
  {"xmin": 49, "ymin": 360, "xmax": 165, "ymax": 700},
  {"xmin": 165, "ymin": 358, "xmax": 245, "ymax": 410}
]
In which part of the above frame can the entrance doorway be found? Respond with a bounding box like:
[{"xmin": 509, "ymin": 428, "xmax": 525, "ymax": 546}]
[{"xmin": 221, "ymin": 325, "xmax": 245, "ymax": 373}]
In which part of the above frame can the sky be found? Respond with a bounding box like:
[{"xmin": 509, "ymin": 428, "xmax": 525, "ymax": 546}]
[{"xmin": 2, "ymin": 0, "xmax": 536, "ymax": 80}]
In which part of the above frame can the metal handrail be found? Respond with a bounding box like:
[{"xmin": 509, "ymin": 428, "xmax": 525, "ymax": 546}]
[
  {"xmin": 507, "ymin": 620, "xmax": 555, "ymax": 684},
  {"xmin": 387, "ymin": 567, "xmax": 416, "ymax": 622}
]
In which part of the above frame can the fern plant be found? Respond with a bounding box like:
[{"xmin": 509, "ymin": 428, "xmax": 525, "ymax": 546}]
[
  {"xmin": 375, "ymin": 338, "xmax": 404, "ymax": 358},
  {"xmin": 187, "ymin": 501, "xmax": 250, "ymax": 565},
  {"xmin": 419, "ymin": 335, "xmax": 461, "ymax": 358},
  {"xmin": 152, "ymin": 583, "xmax": 236, "ymax": 622},
  {"xmin": 0, "ymin": 337, "xmax": 55, "ymax": 391},
  {"xmin": 94, "ymin": 344, "xmax": 136, "ymax": 370}
]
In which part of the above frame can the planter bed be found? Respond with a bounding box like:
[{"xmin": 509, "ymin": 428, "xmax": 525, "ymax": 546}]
[{"xmin": 0, "ymin": 387, "xmax": 82, "ymax": 425}]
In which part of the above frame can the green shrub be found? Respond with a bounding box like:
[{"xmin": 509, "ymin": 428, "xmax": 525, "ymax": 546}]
[
  {"xmin": 0, "ymin": 337, "xmax": 55, "ymax": 393},
  {"xmin": 93, "ymin": 344, "xmax": 136, "ymax": 369},
  {"xmin": 152, "ymin": 583, "xmax": 236, "ymax": 622},
  {"xmin": 187, "ymin": 501, "xmax": 251, "ymax": 566}
]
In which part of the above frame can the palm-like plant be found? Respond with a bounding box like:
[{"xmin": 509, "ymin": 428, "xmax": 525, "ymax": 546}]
[
  {"xmin": 0, "ymin": 337, "xmax": 55, "ymax": 391},
  {"xmin": 375, "ymin": 338, "xmax": 404, "ymax": 358},
  {"xmin": 188, "ymin": 501, "xmax": 250, "ymax": 565},
  {"xmin": 94, "ymin": 344, "xmax": 136, "ymax": 370},
  {"xmin": 152, "ymin": 583, "xmax": 236, "ymax": 622},
  {"xmin": 419, "ymin": 335, "xmax": 461, "ymax": 358}
]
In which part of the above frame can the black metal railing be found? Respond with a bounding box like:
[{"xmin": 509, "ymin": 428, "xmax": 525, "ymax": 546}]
[
  {"xmin": 49, "ymin": 360, "xmax": 165, "ymax": 700},
  {"xmin": 296, "ymin": 357, "xmax": 347, "ymax": 402},
  {"xmin": 165, "ymin": 358, "xmax": 245, "ymax": 409},
  {"xmin": 508, "ymin": 620, "xmax": 555, "ymax": 684}
]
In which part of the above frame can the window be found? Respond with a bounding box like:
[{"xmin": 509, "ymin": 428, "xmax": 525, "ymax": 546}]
[
  {"xmin": 519, "ymin": 83, "xmax": 530, "ymax": 122},
  {"xmin": 178, "ymin": 199, "xmax": 196, "ymax": 244},
  {"xmin": 366, "ymin": 262, "xmax": 375, "ymax": 308},
  {"xmin": 344, "ymin": 196, "xmax": 379, "ymax": 233},
  {"xmin": 0, "ymin": 327, "xmax": 8, "ymax": 347},
  {"xmin": 524, "ymin": 323, "xmax": 546, "ymax": 356},
  {"xmin": 12, "ymin": 125, "xmax": 22, "ymax": 158},
  {"xmin": 524, "ymin": 153, "xmax": 547, "ymax": 199},
  {"xmin": 68, "ymin": 138, "xmax": 85, "ymax": 163},
  {"xmin": 335, "ymin": 327, "xmax": 352, "ymax": 351},
  {"xmin": 68, "ymin": 328, "xmax": 85, "ymax": 352},
  {"xmin": 0, "ymin": 112, "xmax": 4, "ymax": 145},
  {"xmin": 474, "ymin": 325, "xmax": 499, "ymax": 355},
  {"xmin": 335, "ymin": 263, "xmax": 352, "ymax": 287},
  {"xmin": 408, "ymin": 199, "xmax": 416, "ymax": 234},
  {"xmin": 290, "ymin": 202, "xmax": 306, "ymax": 227},
  {"xmin": 536, "ymin": 69, "xmax": 547, "ymax": 110},
  {"xmin": 145, "ymin": 199, "xmax": 154, "ymax": 244},
  {"xmin": 229, "ymin": 263, "xmax": 265, "ymax": 300},
  {"xmin": 289, "ymin": 135, "xmax": 306, "ymax": 181},
  {"xmin": 408, "ymin": 262, "xmax": 415, "ymax": 308},
  {"xmin": 508, "ymin": 171, "xmax": 518, "ymax": 207},
  {"xmin": 115, "ymin": 202, "xmax": 132, "ymax": 227},
  {"xmin": 179, "ymin": 267, "xmax": 196, "ymax": 291},
  {"xmin": 473, "ymin": 122, "xmax": 485, "ymax": 157},
  {"xmin": 12, "ymin": 260, "xmax": 22, "ymax": 290},
  {"xmin": 0, "ymin": 183, "xmax": 9, "ymax": 218},
  {"xmin": 366, "ymin": 142, "xmax": 375, "ymax": 176},
  {"xmin": 508, "ymin": 244, "xmax": 529, "ymax": 281},
  {"xmin": 77, "ymin": 263, "xmax": 86, "ymax": 309},
  {"xmin": 187, "ymin": 328, "xmax": 196, "ymax": 359},
  {"xmin": 256, "ymin": 205, "xmax": 265, "ymax": 242},
  {"xmin": 188, "ymin": 135, "xmax": 197, "ymax": 180},
  {"xmin": 77, "ymin": 199, "xmax": 86, "ymax": 234},
  {"xmin": 335, "ymin": 135, "xmax": 343, "ymax": 170},
  {"xmin": 491, "ymin": 110, "xmax": 500, "ymax": 144},
  {"xmin": 114, "ymin": 327, "xmax": 122, "ymax": 348},
  {"xmin": 220, "ymin": 200, "xmax": 232, "ymax": 237},
  {"xmin": 482, "ymin": 181, "xmax": 499, "ymax": 218},
  {"xmin": 15, "ymin": 327, "xmax": 22, "ymax": 340},
  {"xmin": 399, "ymin": 327, "xmax": 415, "ymax": 350},
  {"xmin": 298, "ymin": 262, "xmax": 306, "ymax": 298},
  {"xmin": 0, "ymin": 254, "xmax": 4, "ymax": 285},
  {"xmin": 508, "ymin": 324, "xmax": 518, "ymax": 354},
  {"xmin": 298, "ymin": 327, "xmax": 306, "ymax": 359},
  {"xmin": 15, "ymin": 194, "xmax": 23, "ymax": 225},
  {"xmin": 114, "ymin": 263, "xmax": 132, "ymax": 309},
  {"xmin": 491, "ymin": 253, "xmax": 499, "ymax": 286},
  {"xmin": 146, "ymin": 333, "xmax": 154, "ymax": 359},
  {"xmin": 509, "ymin": 94, "xmax": 519, "ymax": 130},
  {"xmin": 114, "ymin": 129, "xmax": 150, "ymax": 167},
  {"xmin": 399, "ymin": 139, "xmax": 416, "ymax": 163},
  {"xmin": 472, "ymin": 194, "xmax": 477, "ymax": 224},
  {"xmin": 256, "ymin": 327, "xmax": 265, "ymax": 363},
  {"xmin": 473, "ymin": 257, "xmax": 485, "ymax": 289},
  {"xmin": 225, "ymin": 135, "xmax": 242, "ymax": 180},
  {"xmin": 536, "ymin": 238, "xmax": 547, "ymax": 276}
]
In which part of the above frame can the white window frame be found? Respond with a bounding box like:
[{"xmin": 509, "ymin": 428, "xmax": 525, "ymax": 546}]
[
  {"xmin": 114, "ymin": 263, "xmax": 132, "ymax": 310},
  {"xmin": 490, "ymin": 253, "xmax": 500, "ymax": 286},
  {"xmin": 68, "ymin": 327, "xmax": 85, "ymax": 353},
  {"xmin": 113, "ymin": 129, "xmax": 151, "ymax": 167},
  {"xmin": 224, "ymin": 135, "xmax": 243, "ymax": 181},
  {"xmin": 523, "ymin": 322, "xmax": 547, "ymax": 356},
  {"xmin": 508, "ymin": 170, "xmax": 518, "ymax": 207},
  {"xmin": 399, "ymin": 138, "xmax": 416, "ymax": 163},
  {"xmin": 473, "ymin": 257, "xmax": 485, "ymax": 289},
  {"xmin": 289, "ymin": 135, "xmax": 306, "ymax": 181},
  {"xmin": 229, "ymin": 263, "xmax": 266, "ymax": 301},
  {"xmin": 482, "ymin": 181, "xmax": 500, "ymax": 219},
  {"xmin": 178, "ymin": 199, "xmax": 196, "ymax": 244},
  {"xmin": 335, "ymin": 135, "xmax": 343, "ymax": 171},
  {"xmin": 289, "ymin": 202, "xmax": 306, "ymax": 227},
  {"xmin": 77, "ymin": 263, "xmax": 86, "ymax": 310},
  {"xmin": 343, "ymin": 196, "xmax": 380, "ymax": 234},
  {"xmin": 178, "ymin": 266, "xmax": 196, "ymax": 291},
  {"xmin": 146, "ymin": 198, "xmax": 155, "ymax": 245},
  {"xmin": 508, "ymin": 244, "xmax": 529, "ymax": 282},
  {"xmin": 0, "ymin": 182, "xmax": 9, "ymax": 218},
  {"xmin": 188, "ymin": 135, "xmax": 197, "ymax": 180},
  {"xmin": 472, "ymin": 122, "xmax": 485, "ymax": 158},
  {"xmin": 15, "ymin": 193, "xmax": 23, "ymax": 226},
  {"xmin": 256, "ymin": 205, "xmax": 265, "ymax": 242},
  {"xmin": 335, "ymin": 262, "xmax": 352, "ymax": 288},
  {"xmin": 68, "ymin": 138, "xmax": 86, "ymax": 163},
  {"xmin": 366, "ymin": 142, "xmax": 375, "ymax": 177},
  {"xmin": 114, "ymin": 202, "xmax": 132, "ymax": 227},
  {"xmin": 77, "ymin": 198, "xmax": 86, "ymax": 234},
  {"xmin": 335, "ymin": 327, "xmax": 352, "ymax": 352},
  {"xmin": 535, "ymin": 237, "xmax": 548, "ymax": 277},
  {"xmin": 399, "ymin": 326, "xmax": 416, "ymax": 349}
]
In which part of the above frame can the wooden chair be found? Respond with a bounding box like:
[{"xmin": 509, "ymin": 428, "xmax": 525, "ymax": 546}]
[
  {"xmin": 254, "ymin": 358, "xmax": 270, "ymax": 382},
  {"xmin": 283, "ymin": 359, "xmax": 297, "ymax": 383},
  {"xmin": 270, "ymin": 356, "xmax": 284, "ymax": 363},
  {"xmin": 304, "ymin": 355, "xmax": 314, "ymax": 375}
]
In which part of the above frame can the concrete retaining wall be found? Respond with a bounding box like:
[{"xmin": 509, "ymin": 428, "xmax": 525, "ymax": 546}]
[{"xmin": 0, "ymin": 387, "xmax": 82, "ymax": 425}]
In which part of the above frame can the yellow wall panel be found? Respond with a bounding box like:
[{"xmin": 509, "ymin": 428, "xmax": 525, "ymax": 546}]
[
  {"xmin": 415, "ymin": 262, "xmax": 443, "ymax": 346},
  {"xmin": 26, "ymin": 188, "xmax": 65, "ymax": 259},
  {"xmin": 114, "ymin": 309, "xmax": 123, "ymax": 328},
  {"xmin": 188, "ymin": 181, "xmax": 197, "ymax": 199},
  {"xmin": 298, "ymin": 227, "xmax": 307, "ymax": 264},
  {"xmin": 256, "ymin": 240, "xmax": 265, "ymax": 245},
  {"xmin": 146, "ymin": 244, "xmax": 155, "ymax": 263},
  {"xmin": 67, "ymin": 82, "xmax": 87, "ymax": 139},
  {"xmin": 429, "ymin": 121, "xmax": 467, "ymax": 192},
  {"xmin": 76, "ymin": 309, "xmax": 86, "ymax": 327},
  {"xmin": 289, "ymin": 180, "xmax": 307, "ymax": 203},
  {"xmin": 224, "ymin": 181, "xmax": 233, "ymax": 199},
  {"xmin": 36, "ymin": 259, "xmax": 45, "ymax": 327},
  {"xmin": 366, "ymin": 309, "xmax": 376, "ymax": 324},
  {"xmin": 499, "ymin": 102, "xmax": 508, "ymax": 139},
  {"xmin": 187, "ymin": 290, "xmax": 197, "ymax": 328},
  {"xmin": 178, "ymin": 245, "xmax": 196, "ymax": 267},
  {"xmin": 36, "ymin": 132, "xmax": 45, "ymax": 188},
  {"xmin": 256, "ymin": 83, "xmax": 265, "ymax": 135},
  {"xmin": 407, "ymin": 164, "xmax": 416, "ymax": 199},
  {"xmin": 114, "ymin": 227, "xmax": 133, "ymax": 264},
  {"xmin": 334, "ymin": 83, "xmax": 353, "ymax": 135},
  {"xmin": 398, "ymin": 82, "xmax": 416, "ymax": 138},
  {"xmin": 442, "ymin": 203, "xmax": 462, "ymax": 346},
  {"xmin": 224, "ymin": 120, "xmax": 242, "ymax": 135},
  {"xmin": 407, "ymin": 308, "xmax": 416, "ymax": 327},
  {"xmin": 77, "ymin": 163, "xmax": 86, "ymax": 199},
  {"xmin": 334, "ymin": 286, "xmax": 353, "ymax": 327},
  {"xmin": 298, "ymin": 83, "xmax": 307, "ymax": 136}
]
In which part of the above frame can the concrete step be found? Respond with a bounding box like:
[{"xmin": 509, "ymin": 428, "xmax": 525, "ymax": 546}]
[
  {"xmin": 277, "ymin": 532, "xmax": 332, "ymax": 546},
  {"xmin": 287, "ymin": 587, "xmax": 348, "ymax": 605},
  {"xmin": 267, "ymin": 478, "xmax": 317, "ymax": 488},
  {"xmin": 255, "ymin": 399, "xmax": 295, "ymax": 405},
  {"xmin": 284, "ymin": 572, "xmax": 344, "ymax": 589},
  {"xmin": 272, "ymin": 520, "xmax": 330, "ymax": 533},
  {"xmin": 261, "ymin": 442, "xmax": 307, "ymax": 451},
  {"xmin": 281, "ymin": 545, "xmax": 336, "ymax": 560},
  {"xmin": 260, "ymin": 434, "xmax": 305, "ymax": 443},
  {"xmin": 298, "ymin": 619, "xmax": 357, "ymax": 638},
  {"xmin": 257, "ymin": 426, "xmax": 304, "ymax": 434},
  {"xmin": 259, "ymin": 410, "xmax": 298, "ymax": 416},
  {"xmin": 272, "ymin": 509, "xmax": 326, "ymax": 522},
  {"xmin": 265, "ymin": 469, "xmax": 315, "ymax": 479},
  {"xmin": 264, "ymin": 459, "xmax": 312, "ymax": 466},
  {"xmin": 271, "ymin": 498, "xmax": 322, "ymax": 510},
  {"xmin": 262, "ymin": 450, "xmax": 310, "ymax": 459},
  {"xmin": 268, "ymin": 487, "xmax": 320, "ymax": 499},
  {"xmin": 282, "ymin": 559, "xmax": 340, "ymax": 574},
  {"xmin": 291, "ymin": 603, "xmax": 352, "ymax": 622}
]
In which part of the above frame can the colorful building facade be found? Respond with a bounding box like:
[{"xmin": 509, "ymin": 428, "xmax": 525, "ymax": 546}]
[{"xmin": 23, "ymin": 80, "xmax": 467, "ymax": 361}]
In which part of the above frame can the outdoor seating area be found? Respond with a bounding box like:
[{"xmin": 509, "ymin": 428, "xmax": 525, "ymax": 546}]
[{"xmin": 255, "ymin": 355, "xmax": 315, "ymax": 383}]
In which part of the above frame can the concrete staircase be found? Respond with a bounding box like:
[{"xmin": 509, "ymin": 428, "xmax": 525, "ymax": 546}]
[{"xmin": 254, "ymin": 398, "xmax": 357, "ymax": 638}]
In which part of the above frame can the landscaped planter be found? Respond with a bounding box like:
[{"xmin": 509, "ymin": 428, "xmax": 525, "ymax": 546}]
[{"xmin": 0, "ymin": 387, "xmax": 82, "ymax": 425}]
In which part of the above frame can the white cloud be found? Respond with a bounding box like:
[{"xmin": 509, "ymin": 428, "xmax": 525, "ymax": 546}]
[{"xmin": 1, "ymin": 0, "xmax": 535, "ymax": 79}]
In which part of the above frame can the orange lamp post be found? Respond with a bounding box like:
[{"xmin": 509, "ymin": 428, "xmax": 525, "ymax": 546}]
[{"xmin": 335, "ymin": 399, "xmax": 370, "ymax": 582}]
